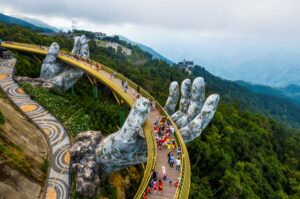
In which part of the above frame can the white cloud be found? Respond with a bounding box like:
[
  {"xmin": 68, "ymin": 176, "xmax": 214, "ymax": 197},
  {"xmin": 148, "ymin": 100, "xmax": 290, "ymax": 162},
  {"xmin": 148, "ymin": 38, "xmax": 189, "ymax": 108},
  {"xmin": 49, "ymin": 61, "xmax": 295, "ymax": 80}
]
[{"xmin": 1, "ymin": 0, "xmax": 300, "ymax": 36}]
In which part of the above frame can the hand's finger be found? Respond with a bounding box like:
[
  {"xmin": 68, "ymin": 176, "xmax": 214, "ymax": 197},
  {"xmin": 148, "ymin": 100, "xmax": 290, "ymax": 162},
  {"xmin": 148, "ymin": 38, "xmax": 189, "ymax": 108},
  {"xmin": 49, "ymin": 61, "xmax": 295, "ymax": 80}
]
[
  {"xmin": 175, "ymin": 115, "xmax": 188, "ymax": 129},
  {"xmin": 71, "ymin": 36, "xmax": 81, "ymax": 55},
  {"xmin": 175, "ymin": 77, "xmax": 204, "ymax": 128},
  {"xmin": 119, "ymin": 97, "xmax": 150, "ymax": 138},
  {"xmin": 180, "ymin": 94, "xmax": 220, "ymax": 143},
  {"xmin": 171, "ymin": 78, "xmax": 191, "ymax": 122},
  {"xmin": 186, "ymin": 77, "xmax": 205, "ymax": 122},
  {"xmin": 164, "ymin": 81, "xmax": 179, "ymax": 115},
  {"xmin": 179, "ymin": 78, "xmax": 191, "ymax": 112}
]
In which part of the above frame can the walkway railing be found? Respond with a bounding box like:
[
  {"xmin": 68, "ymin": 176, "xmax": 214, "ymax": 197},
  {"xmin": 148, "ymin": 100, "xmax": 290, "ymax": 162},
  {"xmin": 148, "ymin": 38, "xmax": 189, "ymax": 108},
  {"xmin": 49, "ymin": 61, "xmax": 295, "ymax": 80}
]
[{"xmin": 1, "ymin": 41, "xmax": 191, "ymax": 198}]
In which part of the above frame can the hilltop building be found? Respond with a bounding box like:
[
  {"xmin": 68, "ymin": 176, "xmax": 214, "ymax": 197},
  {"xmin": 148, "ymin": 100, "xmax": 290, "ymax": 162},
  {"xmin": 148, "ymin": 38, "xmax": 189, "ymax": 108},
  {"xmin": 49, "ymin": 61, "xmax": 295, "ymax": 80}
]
[
  {"xmin": 95, "ymin": 32, "xmax": 107, "ymax": 40},
  {"xmin": 177, "ymin": 59, "xmax": 194, "ymax": 69},
  {"xmin": 175, "ymin": 59, "xmax": 195, "ymax": 75}
]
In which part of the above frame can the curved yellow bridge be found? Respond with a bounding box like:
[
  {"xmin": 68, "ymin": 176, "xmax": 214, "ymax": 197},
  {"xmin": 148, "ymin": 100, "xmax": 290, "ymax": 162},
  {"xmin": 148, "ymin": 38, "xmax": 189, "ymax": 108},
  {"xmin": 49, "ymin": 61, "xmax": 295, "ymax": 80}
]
[{"xmin": 1, "ymin": 41, "xmax": 191, "ymax": 199}]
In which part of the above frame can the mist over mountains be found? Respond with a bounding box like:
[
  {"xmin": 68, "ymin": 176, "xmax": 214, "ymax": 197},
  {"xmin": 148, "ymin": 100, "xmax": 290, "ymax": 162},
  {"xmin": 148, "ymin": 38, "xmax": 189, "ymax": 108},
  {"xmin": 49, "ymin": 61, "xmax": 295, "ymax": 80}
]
[
  {"xmin": 210, "ymin": 51, "xmax": 300, "ymax": 87},
  {"xmin": 155, "ymin": 34, "xmax": 300, "ymax": 88}
]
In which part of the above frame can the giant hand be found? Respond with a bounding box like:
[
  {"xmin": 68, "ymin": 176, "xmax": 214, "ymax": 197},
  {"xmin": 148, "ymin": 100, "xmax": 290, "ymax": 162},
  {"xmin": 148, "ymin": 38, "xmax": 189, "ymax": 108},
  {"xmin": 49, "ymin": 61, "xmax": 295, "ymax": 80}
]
[
  {"xmin": 38, "ymin": 41, "xmax": 84, "ymax": 91},
  {"xmin": 165, "ymin": 77, "xmax": 220, "ymax": 143},
  {"xmin": 40, "ymin": 42, "xmax": 63, "ymax": 79},
  {"xmin": 70, "ymin": 98, "xmax": 150, "ymax": 197}
]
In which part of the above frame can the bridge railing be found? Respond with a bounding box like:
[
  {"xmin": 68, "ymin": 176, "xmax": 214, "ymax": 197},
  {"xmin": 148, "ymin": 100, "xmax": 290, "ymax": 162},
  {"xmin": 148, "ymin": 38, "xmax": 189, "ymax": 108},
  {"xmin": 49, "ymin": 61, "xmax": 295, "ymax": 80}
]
[{"xmin": 1, "ymin": 41, "xmax": 190, "ymax": 198}]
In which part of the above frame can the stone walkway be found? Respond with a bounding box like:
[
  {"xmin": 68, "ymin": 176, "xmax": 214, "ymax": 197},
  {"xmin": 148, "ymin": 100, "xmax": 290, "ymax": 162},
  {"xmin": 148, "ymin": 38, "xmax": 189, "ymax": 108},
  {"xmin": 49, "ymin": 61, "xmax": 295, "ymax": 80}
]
[{"xmin": 0, "ymin": 59, "xmax": 70, "ymax": 199}]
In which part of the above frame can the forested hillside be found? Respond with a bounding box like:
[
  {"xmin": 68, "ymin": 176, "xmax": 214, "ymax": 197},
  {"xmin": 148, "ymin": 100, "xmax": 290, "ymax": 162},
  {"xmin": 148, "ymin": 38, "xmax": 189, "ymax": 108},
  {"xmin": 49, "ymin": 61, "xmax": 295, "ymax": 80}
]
[
  {"xmin": 235, "ymin": 80, "xmax": 300, "ymax": 105},
  {"xmin": 189, "ymin": 103, "xmax": 300, "ymax": 198},
  {"xmin": 1, "ymin": 23, "xmax": 300, "ymax": 198}
]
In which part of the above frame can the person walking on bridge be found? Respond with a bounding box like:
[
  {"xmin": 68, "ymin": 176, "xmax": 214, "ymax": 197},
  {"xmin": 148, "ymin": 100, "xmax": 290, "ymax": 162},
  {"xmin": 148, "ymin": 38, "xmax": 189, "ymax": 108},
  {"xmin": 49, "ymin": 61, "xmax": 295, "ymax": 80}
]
[
  {"xmin": 152, "ymin": 170, "xmax": 157, "ymax": 181},
  {"xmin": 176, "ymin": 157, "xmax": 181, "ymax": 171},
  {"xmin": 162, "ymin": 166, "xmax": 167, "ymax": 181},
  {"xmin": 169, "ymin": 153, "xmax": 175, "ymax": 167},
  {"xmin": 158, "ymin": 179, "xmax": 163, "ymax": 195},
  {"xmin": 153, "ymin": 181, "xmax": 157, "ymax": 194},
  {"xmin": 124, "ymin": 81, "xmax": 128, "ymax": 92}
]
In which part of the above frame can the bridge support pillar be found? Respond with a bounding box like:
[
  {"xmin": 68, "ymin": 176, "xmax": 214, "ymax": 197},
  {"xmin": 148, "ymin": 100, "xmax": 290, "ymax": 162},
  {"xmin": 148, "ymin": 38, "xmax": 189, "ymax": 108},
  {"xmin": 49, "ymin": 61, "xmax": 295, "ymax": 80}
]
[
  {"xmin": 86, "ymin": 74, "xmax": 99, "ymax": 101},
  {"xmin": 92, "ymin": 84, "xmax": 98, "ymax": 101},
  {"xmin": 70, "ymin": 85, "xmax": 75, "ymax": 96}
]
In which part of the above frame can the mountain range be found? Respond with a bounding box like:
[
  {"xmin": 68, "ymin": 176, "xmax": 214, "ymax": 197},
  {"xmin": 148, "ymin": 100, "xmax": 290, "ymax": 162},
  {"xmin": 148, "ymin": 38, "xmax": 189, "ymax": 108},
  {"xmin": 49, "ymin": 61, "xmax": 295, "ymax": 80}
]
[
  {"xmin": 214, "ymin": 52, "xmax": 300, "ymax": 87},
  {"xmin": 236, "ymin": 80, "xmax": 300, "ymax": 104},
  {"xmin": 0, "ymin": 13, "xmax": 55, "ymax": 33},
  {"xmin": 117, "ymin": 35, "xmax": 174, "ymax": 64},
  {"xmin": 13, "ymin": 15, "xmax": 59, "ymax": 33}
]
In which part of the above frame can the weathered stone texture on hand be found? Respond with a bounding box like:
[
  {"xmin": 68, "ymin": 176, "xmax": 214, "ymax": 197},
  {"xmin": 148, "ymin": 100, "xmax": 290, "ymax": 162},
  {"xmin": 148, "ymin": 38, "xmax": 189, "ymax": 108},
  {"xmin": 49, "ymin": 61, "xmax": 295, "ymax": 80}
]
[
  {"xmin": 40, "ymin": 42, "xmax": 84, "ymax": 91},
  {"xmin": 71, "ymin": 36, "xmax": 81, "ymax": 55},
  {"xmin": 164, "ymin": 81, "xmax": 179, "ymax": 115},
  {"xmin": 70, "ymin": 131, "xmax": 102, "ymax": 198},
  {"xmin": 167, "ymin": 77, "xmax": 219, "ymax": 143},
  {"xmin": 80, "ymin": 35, "xmax": 90, "ymax": 58}
]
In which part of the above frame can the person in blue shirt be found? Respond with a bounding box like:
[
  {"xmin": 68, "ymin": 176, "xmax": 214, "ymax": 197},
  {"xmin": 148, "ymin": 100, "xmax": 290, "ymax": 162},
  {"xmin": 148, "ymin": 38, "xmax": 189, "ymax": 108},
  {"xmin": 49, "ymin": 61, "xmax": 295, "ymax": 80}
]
[{"xmin": 169, "ymin": 154, "xmax": 175, "ymax": 167}]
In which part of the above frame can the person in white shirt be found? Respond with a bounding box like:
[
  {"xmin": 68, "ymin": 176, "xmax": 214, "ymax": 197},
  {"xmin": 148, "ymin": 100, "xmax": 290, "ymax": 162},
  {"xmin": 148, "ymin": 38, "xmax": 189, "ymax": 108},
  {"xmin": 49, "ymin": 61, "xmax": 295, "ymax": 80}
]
[{"xmin": 176, "ymin": 157, "xmax": 181, "ymax": 171}]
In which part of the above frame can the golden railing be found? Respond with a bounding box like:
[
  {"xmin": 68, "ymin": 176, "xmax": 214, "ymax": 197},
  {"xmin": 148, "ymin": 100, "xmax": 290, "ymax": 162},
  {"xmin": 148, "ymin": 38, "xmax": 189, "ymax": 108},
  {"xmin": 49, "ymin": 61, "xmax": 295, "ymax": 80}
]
[{"xmin": 1, "ymin": 41, "xmax": 190, "ymax": 198}]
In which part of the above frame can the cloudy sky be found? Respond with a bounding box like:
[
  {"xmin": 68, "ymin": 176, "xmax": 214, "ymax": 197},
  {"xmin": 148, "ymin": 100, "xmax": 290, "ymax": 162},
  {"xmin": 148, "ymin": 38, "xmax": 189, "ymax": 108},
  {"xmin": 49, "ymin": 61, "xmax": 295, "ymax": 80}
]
[{"xmin": 1, "ymin": 0, "xmax": 300, "ymax": 81}]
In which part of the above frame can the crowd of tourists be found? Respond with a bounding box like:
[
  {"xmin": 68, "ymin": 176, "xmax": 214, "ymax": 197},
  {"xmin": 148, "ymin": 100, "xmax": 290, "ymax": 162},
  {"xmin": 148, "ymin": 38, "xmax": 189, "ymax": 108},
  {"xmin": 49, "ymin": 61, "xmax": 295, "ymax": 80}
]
[{"xmin": 143, "ymin": 117, "xmax": 182, "ymax": 198}]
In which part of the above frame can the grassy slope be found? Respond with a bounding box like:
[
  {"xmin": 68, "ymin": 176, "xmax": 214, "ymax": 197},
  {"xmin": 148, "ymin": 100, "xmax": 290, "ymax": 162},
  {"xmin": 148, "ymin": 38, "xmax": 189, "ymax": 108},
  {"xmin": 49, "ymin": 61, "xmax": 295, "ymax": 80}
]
[{"xmin": 21, "ymin": 76, "xmax": 122, "ymax": 138}]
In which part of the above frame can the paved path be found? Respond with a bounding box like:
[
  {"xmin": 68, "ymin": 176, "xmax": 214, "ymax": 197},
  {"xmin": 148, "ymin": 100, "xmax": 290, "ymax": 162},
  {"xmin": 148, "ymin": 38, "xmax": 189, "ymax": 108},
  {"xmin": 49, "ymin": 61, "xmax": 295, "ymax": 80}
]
[{"xmin": 0, "ymin": 59, "xmax": 70, "ymax": 199}]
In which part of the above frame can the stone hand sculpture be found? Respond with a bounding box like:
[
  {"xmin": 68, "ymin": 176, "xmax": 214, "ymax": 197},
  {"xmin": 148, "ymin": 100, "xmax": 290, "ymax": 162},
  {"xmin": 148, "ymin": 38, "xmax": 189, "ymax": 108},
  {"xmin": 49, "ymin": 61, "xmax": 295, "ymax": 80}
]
[
  {"xmin": 70, "ymin": 97, "xmax": 150, "ymax": 197},
  {"xmin": 38, "ymin": 42, "xmax": 84, "ymax": 91},
  {"xmin": 165, "ymin": 77, "xmax": 220, "ymax": 143},
  {"xmin": 40, "ymin": 42, "xmax": 63, "ymax": 79},
  {"xmin": 80, "ymin": 35, "xmax": 90, "ymax": 58},
  {"xmin": 71, "ymin": 36, "xmax": 81, "ymax": 55}
]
